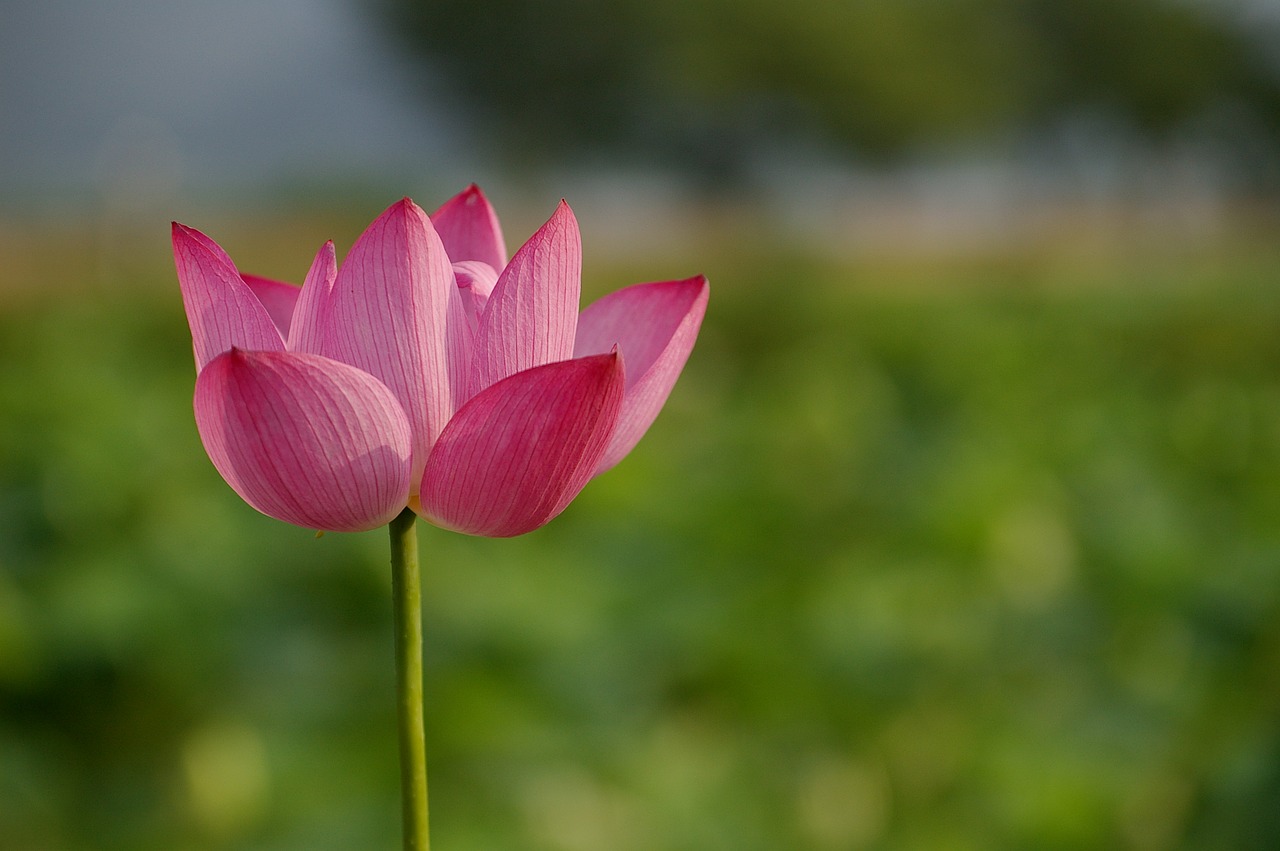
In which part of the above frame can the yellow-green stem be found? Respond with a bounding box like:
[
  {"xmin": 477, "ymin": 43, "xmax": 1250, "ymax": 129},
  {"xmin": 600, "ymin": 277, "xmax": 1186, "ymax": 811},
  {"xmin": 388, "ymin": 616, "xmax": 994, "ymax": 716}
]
[{"xmin": 389, "ymin": 507, "xmax": 429, "ymax": 850}]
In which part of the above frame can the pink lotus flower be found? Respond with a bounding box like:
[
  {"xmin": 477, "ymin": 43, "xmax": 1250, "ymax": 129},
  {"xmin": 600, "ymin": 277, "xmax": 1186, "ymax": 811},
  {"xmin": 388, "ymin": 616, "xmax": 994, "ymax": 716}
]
[{"xmin": 173, "ymin": 186, "xmax": 708, "ymax": 536}]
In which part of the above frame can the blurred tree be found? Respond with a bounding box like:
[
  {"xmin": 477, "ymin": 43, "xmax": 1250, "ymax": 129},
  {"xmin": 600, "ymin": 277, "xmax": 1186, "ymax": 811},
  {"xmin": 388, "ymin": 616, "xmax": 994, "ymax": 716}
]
[
  {"xmin": 1019, "ymin": 0, "xmax": 1280, "ymax": 132},
  {"xmin": 375, "ymin": 0, "xmax": 1280, "ymax": 181}
]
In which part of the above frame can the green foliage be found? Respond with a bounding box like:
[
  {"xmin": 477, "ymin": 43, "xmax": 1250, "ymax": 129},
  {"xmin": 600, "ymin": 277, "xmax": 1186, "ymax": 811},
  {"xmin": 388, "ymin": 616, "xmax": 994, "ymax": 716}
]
[{"xmin": 3, "ymin": 228, "xmax": 1280, "ymax": 848}]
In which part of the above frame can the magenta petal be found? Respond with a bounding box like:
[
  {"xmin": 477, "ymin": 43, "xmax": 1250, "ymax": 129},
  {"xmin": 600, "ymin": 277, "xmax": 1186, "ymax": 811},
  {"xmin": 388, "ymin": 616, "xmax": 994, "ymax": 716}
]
[
  {"xmin": 173, "ymin": 223, "xmax": 285, "ymax": 370},
  {"xmin": 320, "ymin": 199, "xmax": 468, "ymax": 484},
  {"xmin": 430, "ymin": 184, "xmax": 507, "ymax": 271},
  {"xmin": 181, "ymin": 225, "xmax": 237, "ymax": 269},
  {"xmin": 287, "ymin": 241, "xmax": 338, "ymax": 355},
  {"xmin": 420, "ymin": 351, "xmax": 625, "ymax": 537},
  {"xmin": 573, "ymin": 276, "xmax": 709, "ymax": 472},
  {"xmin": 194, "ymin": 349, "xmax": 412, "ymax": 532},
  {"xmin": 469, "ymin": 201, "xmax": 582, "ymax": 396},
  {"xmin": 241, "ymin": 274, "xmax": 301, "ymax": 340}
]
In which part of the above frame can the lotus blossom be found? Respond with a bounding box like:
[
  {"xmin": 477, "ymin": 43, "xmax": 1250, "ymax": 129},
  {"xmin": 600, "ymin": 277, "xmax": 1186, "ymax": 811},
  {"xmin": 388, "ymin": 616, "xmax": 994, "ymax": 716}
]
[{"xmin": 173, "ymin": 186, "xmax": 708, "ymax": 536}]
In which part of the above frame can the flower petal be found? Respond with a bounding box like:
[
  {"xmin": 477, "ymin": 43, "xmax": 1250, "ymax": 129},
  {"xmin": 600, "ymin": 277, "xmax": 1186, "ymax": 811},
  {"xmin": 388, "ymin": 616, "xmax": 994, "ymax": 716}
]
[
  {"xmin": 469, "ymin": 200, "xmax": 581, "ymax": 397},
  {"xmin": 452, "ymin": 259, "xmax": 499, "ymax": 337},
  {"xmin": 430, "ymin": 184, "xmax": 507, "ymax": 271},
  {"xmin": 173, "ymin": 223, "xmax": 284, "ymax": 370},
  {"xmin": 287, "ymin": 240, "xmax": 338, "ymax": 355},
  {"xmin": 320, "ymin": 199, "xmax": 470, "ymax": 485},
  {"xmin": 420, "ymin": 351, "xmax": 625, "ymax": 537},
  {"xmin": 194, "ymin": 348, "xmax": 412, "ymax": 532},
  {"xmin": 240, "ymin": 274, "xmax": 301, "ymax": 340},
  {"xmin": 573, "ymin": 276, "xmax": 709, "ymax": 473}
]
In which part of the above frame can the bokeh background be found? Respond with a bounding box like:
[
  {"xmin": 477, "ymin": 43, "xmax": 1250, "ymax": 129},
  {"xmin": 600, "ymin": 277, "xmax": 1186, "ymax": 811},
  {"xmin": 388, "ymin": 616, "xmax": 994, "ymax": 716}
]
[{"xmin": 4, "ymin": 0, "xmax": 1280, "ymax": 848}]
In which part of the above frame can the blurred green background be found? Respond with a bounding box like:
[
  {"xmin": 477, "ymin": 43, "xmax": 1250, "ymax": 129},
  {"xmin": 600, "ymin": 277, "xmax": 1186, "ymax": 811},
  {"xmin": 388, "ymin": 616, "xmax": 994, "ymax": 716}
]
[{"xmin": 4, "ymin": 1, "xmax": 1280, "ymax": 849}]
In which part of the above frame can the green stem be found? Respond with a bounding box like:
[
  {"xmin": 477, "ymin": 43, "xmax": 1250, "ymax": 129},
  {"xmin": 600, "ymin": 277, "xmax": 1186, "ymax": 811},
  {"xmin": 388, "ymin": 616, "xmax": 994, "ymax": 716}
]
[{"xmin": 389, "ymin": 507, "xmax": 429, "ymax": 851}]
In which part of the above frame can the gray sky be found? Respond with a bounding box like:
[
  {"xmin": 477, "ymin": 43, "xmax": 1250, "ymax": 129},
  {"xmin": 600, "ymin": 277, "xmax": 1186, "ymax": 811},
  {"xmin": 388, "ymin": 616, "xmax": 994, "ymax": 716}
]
[{"xmin": 0, "ymin": 0, "xmax": 469, "ymax": 203}]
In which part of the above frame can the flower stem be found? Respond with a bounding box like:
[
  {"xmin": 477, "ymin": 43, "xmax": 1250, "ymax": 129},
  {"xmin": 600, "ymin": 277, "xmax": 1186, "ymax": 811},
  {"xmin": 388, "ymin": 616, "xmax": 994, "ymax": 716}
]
[{"xmin": 389, "ymin": 507, "xmax": 429, "ymax": 851}]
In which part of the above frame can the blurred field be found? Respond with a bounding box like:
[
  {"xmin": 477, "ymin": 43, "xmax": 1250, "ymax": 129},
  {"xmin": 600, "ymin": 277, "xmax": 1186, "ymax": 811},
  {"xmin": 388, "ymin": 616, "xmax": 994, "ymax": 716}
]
[{"xmin": 2, "ymin": 201, "xmax": 1280, "ymax": 850}]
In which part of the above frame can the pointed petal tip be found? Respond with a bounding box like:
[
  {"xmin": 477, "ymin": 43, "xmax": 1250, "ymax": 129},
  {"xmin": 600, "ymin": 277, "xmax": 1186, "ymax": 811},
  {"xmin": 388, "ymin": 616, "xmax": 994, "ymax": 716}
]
[
  {"xmin": 436, "ymin": 183, "xmax": 487, "ymax": 210},
  {"xmin": 685, "ymin": 274, "xmax": 711, "ymax": 305},
  {"xmin": 430, "ymin": 184, "xmax": 507, "ymax": 271},
  {"xmin": 572, "ymin": 275, "xmax": 709, "ymax": 475},
  {"xmin": 171, "ymin": 221, "xmax": 198, "ymax": 245},
  {"xmin": 388, "ymin": 196, "xmax": 427, "ymax": 221},
  {"xmin": 469, "ymin": 198, "xmax": 583, "ymax": 392},
  {"xmin": 542, "ymin": 198, "xmax": 578, "ymax": 236}
]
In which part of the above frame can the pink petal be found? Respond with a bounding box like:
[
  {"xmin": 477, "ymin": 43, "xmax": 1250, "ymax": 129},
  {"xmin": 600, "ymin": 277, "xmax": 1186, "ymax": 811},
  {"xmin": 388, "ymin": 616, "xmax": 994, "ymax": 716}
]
[
  {"xmin": 180, "ymin": 225, "xmax": 237, "ymax": 269},
  {"xmin": 573, "ymin": 276, "xmax": 709, "ymax": 473},
  {"xmin": 240, "ymin": 274, "xmax": 301, "ymax": 340},
  {"xmin": 194, "ymin": 348, "xmax": 413, "ymax": 532},
  {"xmin": 430, "ymin": 184, "xmax": 507, "ymax": 271},
  {"xmin": 287, "ymin": 241, "xmax": 338, "ymax": 355},
  {"xmin": 420, "ymin": 351, "xmax": 625, "ymax": 537},
  {"xmin": 451, "ymin": 259, "xmax": 499, "ymax": 336},
  {"xmin": 469, "ymin": 201, "xmax": 581, "ymax": 398},
  {"xmin": 319, "ymin": 199, "xmax": 471, "ymax": 485},
  {"xmin": 173, "ymin": 223, "xmax": 285, "ymax": 370}
]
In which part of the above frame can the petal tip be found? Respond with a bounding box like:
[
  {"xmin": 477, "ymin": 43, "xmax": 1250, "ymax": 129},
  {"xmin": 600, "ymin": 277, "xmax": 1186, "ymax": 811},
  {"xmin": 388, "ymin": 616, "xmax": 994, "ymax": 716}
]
[
  {"xmin": 390, "ymin": 196, "xmax": 428, "ymax": 221},
  {"xmin": 545, "ymin": 199, "xmax": 579, "ymax": 236},
  {"xmin": 171, "ymin": 221, "xmax": 198, "ymax": 247}
]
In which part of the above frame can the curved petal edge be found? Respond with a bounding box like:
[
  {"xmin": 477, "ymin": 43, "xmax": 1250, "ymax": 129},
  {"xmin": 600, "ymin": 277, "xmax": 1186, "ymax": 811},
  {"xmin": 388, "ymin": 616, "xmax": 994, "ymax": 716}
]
[
  {"xmin": 469, "ymin": 200, "xmax": 582, "ymax": 396},
  {"xmin": 173, "ymin": 223, "xmax": 285, "ymax": 370},
  {"xmin": 574, "ymin": 276, "xmax": 709, "ymax": 473},
  {"xmin": 288, "ymin": 240, "xmax": 338, "ymax": 355},
  {"xmin": 420, "ymin": 351, "xmax": 625, "ymax": 537},
  {"xmin": 240, "ymin": 274, "xmax": 301, "ymax": 341},
  {"xmin": 194, "ymin": 349, "xmax": 413, "ymax": 532},
  {"xmin": 430, "ymin": 184, "xmax": 507, "ymax": 271},
  {"xmin": 320, "ymin": 199, "xmax": 462, "ymax": 483}
]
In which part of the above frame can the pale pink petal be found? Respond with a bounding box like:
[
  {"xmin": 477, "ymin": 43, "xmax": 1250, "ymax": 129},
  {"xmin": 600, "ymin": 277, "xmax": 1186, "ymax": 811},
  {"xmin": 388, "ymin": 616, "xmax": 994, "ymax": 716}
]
[
  {"xmin": 173, "ymin": 222, "xmax": 284, "ymax": 370},
  {"xmin": 194, "ymin": 348, "xmax": 412, "ymax": 532},
  {"xmin": 573, "ymin": 276, "xmax": 709, "ymax": 473},
  {"xmin": 287, "ymin": 241, "xmax": 338, "ymax": 354},
  {"xmin": 451, "ymin": 259, "xmax": 498, "ymax": 337},
  {"xmin": 320, "ymin": 199, "xmax": 469, "ymax": 485},
  {"xmin": 420, "ymin": 351, "xmax": 625, "ymax": 537},
  {"xmin": 469, "ymin": 201, "xmax": 581, "ymax": 397},
  {"xmin": 430, "ymin": 184, "xmax": 507, "ymax": 271},
  {"xmin": 241, "ymin": 274, "xmax": 301, "ymax": 340}
]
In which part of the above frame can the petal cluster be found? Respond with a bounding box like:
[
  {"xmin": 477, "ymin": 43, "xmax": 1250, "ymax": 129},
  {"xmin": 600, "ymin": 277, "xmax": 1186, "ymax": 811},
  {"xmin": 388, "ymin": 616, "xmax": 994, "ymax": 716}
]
[{"xmin": 174, "ymin": 186, "xmax": 708, "ymax": 535}]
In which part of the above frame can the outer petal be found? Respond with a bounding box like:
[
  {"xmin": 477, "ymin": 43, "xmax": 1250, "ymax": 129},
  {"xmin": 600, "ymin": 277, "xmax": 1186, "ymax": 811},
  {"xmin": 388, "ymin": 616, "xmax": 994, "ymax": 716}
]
[
  {"xmin": 241, "ymin": 274, "xmax": 301, "ymax": 340},
  {"xmin": 420, "ymin": 351, "xmax": 625, "ymax": 537},
  {"xmin": 573, "ymin": 276, "xmax": 709, "ymax": 473},
  {"xmin": 469, "ymin": 201, "xmax": 581, "ymax": 398},
  {"xmin": 287, "ymin": 240, "xmax": 338, "ymax": 355},
  {"xmin": 173, "ymin": 223, "xmax": 284, "ymax": 370},
  {"xmin": 430, "ymin": 184, "xmax": 507, "ymax": 271},
  {"xmin": 194, "ymin": 348, "xmax": 412, "ymax": 532},
  {"xmin": 320, "ymin": 199, "xmax": 472, "ymax": 485}
]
